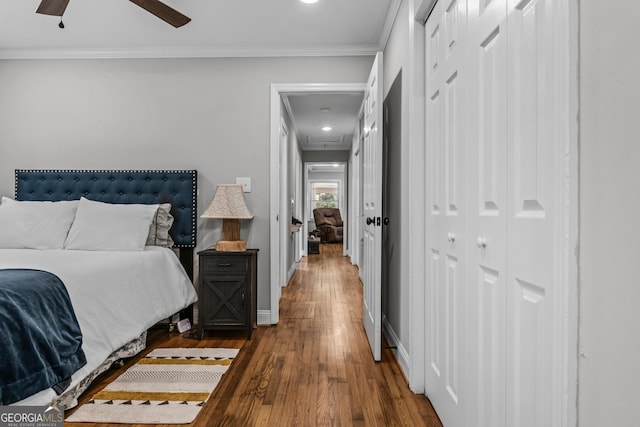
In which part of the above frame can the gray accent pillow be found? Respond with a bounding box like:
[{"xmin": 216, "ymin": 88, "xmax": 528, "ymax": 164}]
[{"xmin": 146, "ymin": 203, "xmax": 175, "ymax": 247}]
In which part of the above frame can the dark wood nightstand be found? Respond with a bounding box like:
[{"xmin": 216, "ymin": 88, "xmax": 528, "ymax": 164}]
[
  {"xmin": 308, "ymin": 236, "xmax": 320, "ymax": 254},
  {"xmin": 197, "ymin": 248, "xmax": 258, "ymax": 339}
]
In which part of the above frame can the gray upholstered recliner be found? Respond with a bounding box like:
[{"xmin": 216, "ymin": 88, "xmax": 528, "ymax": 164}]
[{"xmin": 313, "ymin": 207, "xmax": 343, "ymax": 243}]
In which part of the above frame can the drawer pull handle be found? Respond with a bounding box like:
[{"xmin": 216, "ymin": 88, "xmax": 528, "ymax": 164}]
[
  {"xmin": 241, "ymin": 293, "xmax": 246, "ymax": 306},
  {"xmin": 218, "ymin": 263, "xmax": 232, "ymax": 267}
]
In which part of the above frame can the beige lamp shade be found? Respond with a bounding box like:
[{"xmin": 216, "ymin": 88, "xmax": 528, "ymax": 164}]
[
  {"xmin": 201, "ymin": 184, "xmax": 253, "ymax": 219},
  {"xmin": 201, "ymin": 184, "xmax": 253, "ymax": 251}
]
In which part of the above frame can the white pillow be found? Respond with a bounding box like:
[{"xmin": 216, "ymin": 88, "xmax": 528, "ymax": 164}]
[
  {"xmin": 64, "ymin": 197, "xmax": 159, "ymax": 251},
  {"xmin": 0, "ymin": 197, "xmax": 78, "ymax": 249}
]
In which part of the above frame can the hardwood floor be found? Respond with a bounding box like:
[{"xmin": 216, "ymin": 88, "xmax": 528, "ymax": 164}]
[{"xmin": 65, "ymin": 243, "xmax": 442, "ymax": 426}]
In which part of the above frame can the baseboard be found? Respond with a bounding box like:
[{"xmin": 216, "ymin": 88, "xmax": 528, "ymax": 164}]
[
  {"xmin": 286, "ymin": 262, "xmax": 298, "ymax": 285},
  {"xmin": 257, "ymin": 310, "xmax": 272, "ymax": 325},
  {"xmin": 382, "ymin": 315, "xmax": 410, "ymax": 381}
]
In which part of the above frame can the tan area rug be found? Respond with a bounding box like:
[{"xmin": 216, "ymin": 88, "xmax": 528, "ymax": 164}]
[{"xmin": 66, "ymin": 347, "xmax": 239, "ymax": 424}]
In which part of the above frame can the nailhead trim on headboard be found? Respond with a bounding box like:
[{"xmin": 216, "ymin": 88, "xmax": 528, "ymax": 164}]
[{"xmin": 14, "ymin": 169, "xmax": 198, "ymax": 248}]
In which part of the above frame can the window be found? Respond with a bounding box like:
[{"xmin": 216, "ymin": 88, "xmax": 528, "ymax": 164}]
[
  {"xmin": 312, "ymin": 182, "xmax": 339, "ymax": 208},
  {"xmin": 308, "ymin": 180, "xmax": 341, "ymax": 220},
  {"xmin": 305, "ymin": 162, "xmax": 346, "ymax": 225}
]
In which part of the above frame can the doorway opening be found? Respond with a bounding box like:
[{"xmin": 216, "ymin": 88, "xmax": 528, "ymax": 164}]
[
  {"xmin": 304, "ymin": 162, "xmax": 347, "ymax": 254},
  {"xmin": 269, "ymin": 83, "xmax": 365, "ymax": 325}
]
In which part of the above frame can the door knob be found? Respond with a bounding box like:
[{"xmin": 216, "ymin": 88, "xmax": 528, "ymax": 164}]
[
  {"xmin": 383, "ymin": 217, "xmax": 390, "ymax": 226},
  {"xmin": 476, "ymin": 236, "xmax": 487, "ymax": 249},
  {"xmin": 447, "ymin": 232, "xmax": 456, "ymax": 242}
]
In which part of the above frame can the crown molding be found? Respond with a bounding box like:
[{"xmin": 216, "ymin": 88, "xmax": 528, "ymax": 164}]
[
  {"xmin": 378, "ymin": 0, "xmax": 402, "ymax": 50},
  {"xmin": 0, "ymin": 43, "xmax": 380, "ymax": 60}
]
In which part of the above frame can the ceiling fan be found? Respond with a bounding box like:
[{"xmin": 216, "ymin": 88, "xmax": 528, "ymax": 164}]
[{"xmin": 35, "ymin": 0, "xmax": 191, "ymax": 28}]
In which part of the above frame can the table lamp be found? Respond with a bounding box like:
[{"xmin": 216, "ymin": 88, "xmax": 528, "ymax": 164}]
[{"xmin": 201, "ymin": 184, "xmax": 253, "ymax": 251}]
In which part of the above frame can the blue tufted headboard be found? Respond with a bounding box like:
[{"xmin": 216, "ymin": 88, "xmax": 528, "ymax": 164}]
[
  {"xmin": 15, "ymin": 169, "xmax": 197, "ymax": 248},
  {"xmin": 14, "ymin": 170, "xmax": 198, "ymax": 282}
]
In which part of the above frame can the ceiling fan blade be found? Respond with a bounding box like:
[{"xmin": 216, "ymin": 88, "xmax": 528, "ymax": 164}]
[
  {"xmin": 35, "ymin": 0, "xmax": 70, "ymax": 16},
  {"xmin": 129, "ymin": 0, "xmax": 191, "ymax": 28}
]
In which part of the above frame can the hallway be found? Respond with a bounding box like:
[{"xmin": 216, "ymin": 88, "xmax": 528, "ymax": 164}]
[
  {"xmin": 247, "ymin": 243, "xmax": 443, "ymax": 426},
  {"xmin": 66, "ymin": 244, "xmax": 442, "ymax": 426}
]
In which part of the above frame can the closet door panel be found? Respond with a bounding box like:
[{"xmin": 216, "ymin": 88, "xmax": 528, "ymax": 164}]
[
  {"xmin": 424, "ymin": 0, "xmax": 570, "ymax": 424},
  {"xmin": 475, "ymin": 265, "xmax": 505, "ymax": 427},
  {"xmin": 428, "ymin": 249, "xmax": 443, "ymax": 377},
  {"xmin": 467, "ymin": 1, "xmax": 508, "ymax": 426},
  {"xmin": 425, "ymin": 0, "xmax": 470, "ymax": 425},
  {"xmin": 442, "ymin": 0, "xmax": 468, "ymax": 411},
  {"xmin": 506, "ymin": 0, "xmax": 562, "ymax": 426},
  {"xmin": 425, "ymin": 1, "xmax": 446, "ymax": 394}
]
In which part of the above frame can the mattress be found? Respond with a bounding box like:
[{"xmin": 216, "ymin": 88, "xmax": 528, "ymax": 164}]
[{"xmin": 0, "ymin": 247, "xmax": 198, "ymax": 407}]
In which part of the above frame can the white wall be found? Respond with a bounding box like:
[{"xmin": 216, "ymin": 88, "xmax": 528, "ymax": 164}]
[
  {"xmin": 0, "ymin": 56, "xmax": 373, "ymax": 313},
  {"xmin": 579, "ymin": 2, "xmax": 640, "ymax": 425}
]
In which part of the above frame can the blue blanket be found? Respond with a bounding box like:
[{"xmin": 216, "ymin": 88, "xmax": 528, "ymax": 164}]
[{"xmin": 0, "ymin": 269, "xmax": 86, "ymax": 404}]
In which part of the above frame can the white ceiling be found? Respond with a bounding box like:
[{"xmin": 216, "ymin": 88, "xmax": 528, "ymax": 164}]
[
  {"xmin": 285, "ymin": 92, "xmax": 364, "ymax": 152},
  {"xmin": 0, "ymin": 0, "xmax": 399, "ymax": 59},
  {"xmin": 0, "ymin": 0, "xmax": 399, "ymax": 152}
]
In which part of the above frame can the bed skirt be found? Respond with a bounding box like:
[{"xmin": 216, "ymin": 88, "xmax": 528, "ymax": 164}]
[{"xmin": 53, "ymin": 332, "xmax": 147, "ymax": 410}]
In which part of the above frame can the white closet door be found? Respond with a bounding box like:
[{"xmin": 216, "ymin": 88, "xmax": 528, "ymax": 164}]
[
  {"xmin": 424, "ymin": 0, "xmax": 469, "ymax": 425},
  {"xmin": 466, "ymin": 0, "xmax": 509, "ymax": 426},
  {"xmin": 505, "ymin": 0, "xmax": 564, "ymax": 425},
  {"xmin": 424, "ymin": 0, "xmax": 569, "ymax": 425}
]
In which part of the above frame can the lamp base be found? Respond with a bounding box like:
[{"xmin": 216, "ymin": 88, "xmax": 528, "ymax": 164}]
[{"xmin": 215, "ymin": 240, "xmax": 247, "ymax": 252}]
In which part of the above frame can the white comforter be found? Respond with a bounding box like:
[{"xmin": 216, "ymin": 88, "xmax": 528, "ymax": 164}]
[{"xmin": 0, "ymin": 247, "xmax": 198, "ymax": 406}]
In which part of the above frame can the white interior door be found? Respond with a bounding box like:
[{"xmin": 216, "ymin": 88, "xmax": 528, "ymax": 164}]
[
  {"xmin": 467, "ymin": 0, "xmax": 509, "ymax": 426},
  {"xmin": 504, "ymin": 1, "xmax": 564, "ymax": 425},
  {"xmin": 295, "ymin": 151, "xmax": 303, "ymax": 260},
  {"xmin": 362, "ymin": 52, "xmax": 383, "ymax": 361},
  {"xmin": 279, "ymin": 121, "xmax": 289, "ymax": 288},
  {"xmin": 424, "ymin": 0, "xmax": 470, "ymax": 425}
]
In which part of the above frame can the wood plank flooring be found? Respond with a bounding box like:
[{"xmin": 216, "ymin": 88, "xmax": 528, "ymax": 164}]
[{"xmin": 65, "ymin": 243, "xmax": 442, "ymax": 426}]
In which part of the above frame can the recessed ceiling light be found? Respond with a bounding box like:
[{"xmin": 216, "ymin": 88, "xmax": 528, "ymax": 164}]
[
  {"xmin": 322, "ymin": 126, "xmax": 332, "ymax": 131},
  {"xmin": 300, "ymin": 0, "xmax": 319, "ymax": 3},
  {"xmin": 320, "ymin": 107, "xmax": 331, "ymax": 112}
]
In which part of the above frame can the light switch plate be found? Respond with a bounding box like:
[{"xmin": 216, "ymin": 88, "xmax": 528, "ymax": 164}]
[{"xmin": 236, "ymin": 177, "xmax": 251, "ymax": 193}]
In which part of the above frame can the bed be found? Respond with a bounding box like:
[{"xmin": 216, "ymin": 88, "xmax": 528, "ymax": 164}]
[{"xmin": 0, "ymin": 170, "xmax": 199, "ymax": 408}]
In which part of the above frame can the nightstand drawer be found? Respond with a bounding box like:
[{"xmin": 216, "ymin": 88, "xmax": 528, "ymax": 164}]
[{"xmin": 201, "ymin": 256, "xmax": 248, "ymax": 273}]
